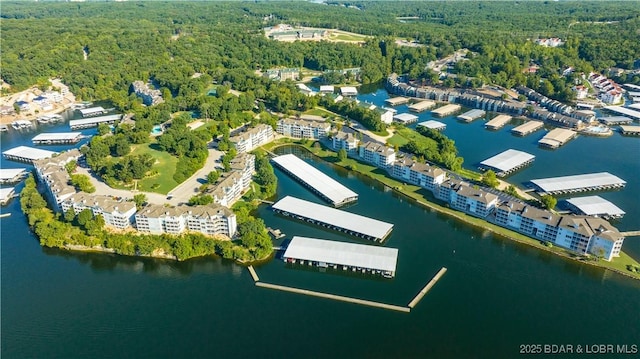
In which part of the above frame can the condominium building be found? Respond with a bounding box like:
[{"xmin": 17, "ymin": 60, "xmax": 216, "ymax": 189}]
[
  {"xmin": 276, "ymin": 118, "xmax": 330, "ymax": 139},
  {"xmin": 33, "ymin": 149, "xmax": 83, "ymax": 212},
  {"xmin": 209, "ymin": 172, "xmax": 245, "ymax": 207},
  {"xmin": 135, "ymin": 203, "xmax": 237, "ymax": 238},
  {"xmin": 229, "ymin": 153, "xmax": 256, "ymax": 189},
  {"xmin": 391, "ymin": 157, "xmax": 447, "ymax": 192},
  {"xmin": 61, "ymin": 193, "xmax": 136, "ymax": 229},
  {"xmin": 229, "ymin": 124, "xmax": 274, "ymax": 153},
  {"xmin": 332, "ymin": 131, "xmax": 360, "ymax": 153},
  {"xmin": 358, "ymin": 141, "xmax": 396, "ymax": 168},
  {"xmin": 450, "ymin": 185, "xmax": 499, "ymax": 218}
]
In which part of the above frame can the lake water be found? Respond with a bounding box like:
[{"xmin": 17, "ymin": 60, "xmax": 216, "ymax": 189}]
[{"xmin": 1, "ymin": 90, "xmax": 639, "ymax": 358}]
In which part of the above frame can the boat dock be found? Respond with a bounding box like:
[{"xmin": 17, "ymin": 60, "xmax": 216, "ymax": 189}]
[
  {"xmin": 511, "ymin": 120, "xmax": 543, "ymax": 136},
  {"xmin": 69, "ymin": 114, "xmax": 121, "ymax": 130},
  {"xmin": 408, "ymin": 267, "xmax": 447, "ymax": 309},
  {"xmin": 408, "ymin": 100, "xmax": 436, "ymax": 113},
  {"xmin": 538, "ymin": 128, "xmax": 577, "ymax": 149},
  {"xmin": 267, "ymin": 227, "xmax": 285, "ymax": 239},
  {"xmin": 247, "ymin": 265, "xmax": 260, "ymax": 282},
  {"xmin": 565, "ymin": 196, "xmax": 625, "ymax": 219},
  {"xmin": 432, "ymin": 104, "xmax": 461, "ymax": 117},
  {"xmin": 0, "ymin": 168, "xmax": 28, "ymax": 184},
  {"xmin": 417, "ymin": 120, "xmax": 446, "ymax": 131},
  {"xmin": 599, "ymin": 116, "xmax": 632, "ymax": 125},
  {"xmin": 3, "ymin": 146, "xmax": 56, "ymax": 163},
  {"xmin": 32, "ymin": 132, "xmax": 83, "ymax": 145},
  {"xmin": 393, "ymin": 113, "xmax": 419, "ymax": 124},
  {"xmin": 602, "ymin": 106, "xmax": 640, "ymax": 121},
  {"xmin": 479, "ymin": 149, "xmax": 535, "ymax": 177},
  {"xmin": 77, "ymin": 106, "xmax": 106, "ymax": 117},
  {"xmin": 0, "ymin": 187, "xmax": 16, "ymax": 206},
  {"xmin": 385, "ymin": 97, "xmax": 410, "ymax": 106},
  {"xmin": 272, "ymin": 196, "xmax": 394, "ymax": 242},
  {"xmin": 271, "ymin": 154, "xmax": 358, "ymax": 207},
  {"xmin": 457, "ymin": 109, "xmax": 486, "ymax": 122},
  {"xmin": 484, "ymin": 115, "xmax": 512, "ymax": 130},
  {"xmin": 619, "ymin": 125, "xmax": 640, "ymax": 136},
  {"xmin": 530, "ymin": 172, "xmax": 626, "ymax": 195}
]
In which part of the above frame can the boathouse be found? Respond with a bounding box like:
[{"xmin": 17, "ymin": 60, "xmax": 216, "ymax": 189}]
[
  {"xmin": 32, "ymin": 132, "xmax": 83, "ymax": 145},
  {"xmin": 271, "ymin": 154, "xmax": 358, "ymax": 207},
  {"xmin": 565, "ymin": 196, "xmax": 625, "ymax": 219},
  {"xmin": 479, "ymin": 149, "xmax": 535, "ymax": 177},
  {"xmin": 0, "ymin": 168, "xmax": 27, "ymax": 184},
  {"xmin": 484, "ymin": 115, "xmax": 512, "ymax": 130},
  {"xmin": 77, "ymin": 106, "xmax": 106, "ymax": 117},
  {"xmin": 408, "ymin": 100, "xmax": 436, "ymax": 113},
  {"xmin": 530, "ymin": 172, "xmax": 626, "ymax": 195},
  {"xmin": 69, "ymin": 114, "xmax": 121, "ymax": 130},
  {"xmin": 432, "ymin": 104, "xmax": 461, "ymax": 117},
  {"xmin": 457, "ymin": 109, "xmax": 485, "ymax": 122},
  {"xmin": 511, "ymin": 121, "xmax": 544, "ymax": 136},
  {"xmin": 3, "ymin": 146, "xmax": 57, "ymax": 163},
  {"xmin": 282, "ymin": 236, "xmax": 398, "ymax": 278},
  {"xmin": 393, "ymin": 113, "xmax": 418, "ymax": 124},
  {"xmin": 0, "ymin": 187, "xmax": 16, "ymax": 206},
  {"xmin": 417, "ymin": 120, "xmax": 446, "ymax": 131},
  {"xmin": 538, "ymin": 128, "xmax": 577, "ymax": 148}
]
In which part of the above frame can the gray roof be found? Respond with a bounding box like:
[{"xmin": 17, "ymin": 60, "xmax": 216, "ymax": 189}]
[
  {"xmin": 32, "ymin": 132, "xmax": 82, "ymax": 141},
  {"xmin": 78, "ymin": 106, "xmax": 105, "ymax": 116},
  {"xmin": 566, "ymin": 196, "xmax": 625, "ymax": 217},
  {"xmin": 69, "ymin": 114, "xmax": 121, "ymax": 127},
  {"xmin": 480, "ymin": 149, "xmax": 535, "ymax": 173},
  {"xmin": 272, "ymin": 196, "xmax": 393, "ymax": 240},
  {"xmin": 3, "ymin": 146, "xmax": 56, "ymax": 160},
  {"xmin": 272, "ymin": 154, "xmax": 358, "ymax": 206},
  {"xmin": 458, "ymin": 109, "xmax": 485, "ymax": 120},
  {"xmin": 283, "ymin": 236, "xmax": 398, "ymax": 272},
  {"xmin": 598, "ymin": 116, "xmax": 632, "ymax": 124},
  {"xmin": 417, "ymin": 120, "xmax": 446, "ymax": 130},
  {"xmin": 531, "ymin": 172, "xmax": 626, "ymax": 193},
  {"xmin": 393, "ymin": 113, "xmax": 418, "ymax": 123}
]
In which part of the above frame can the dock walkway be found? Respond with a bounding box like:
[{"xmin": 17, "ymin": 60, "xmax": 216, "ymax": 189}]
[{"xmin": 408, "ymin": 267, "xmax": 447, "ymax": 308}]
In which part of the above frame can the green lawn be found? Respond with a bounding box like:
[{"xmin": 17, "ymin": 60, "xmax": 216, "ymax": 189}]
[
  {"xmin": 330, "ymin": 31, "xmax": 369, "ymax": 42},
  {"xmin": 387, "ymin": 133, "xmax": 409, "ymax": 147},
  {"xmin": 129, "ymin": 141, "xmax": 179, "ymax": 194},
  {"xmin": 303, "ymin": 108, "xmax": 333, "ymax": 118}
]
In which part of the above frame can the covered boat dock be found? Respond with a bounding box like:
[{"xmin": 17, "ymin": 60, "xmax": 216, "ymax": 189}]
[
  {"xmin": 0, "ymin": 168, "xmax": 28, "ymax": 184},
  {"xmin": 484, "ymin": 115, "xmax": 512, "ymax": 130},
  {"xmin": 3, "ymin": 146, "xmax": 56, "ymax": 163},
  {"xmin": 530, "ymin": 172, "xmax": 626, "ymax": 195},
  {"xmin": 0, "ymin": 187, "xmax": 16, "ymax": 206},
  {"xmin": 565, "ymin": 196, "xmax": 625, "ymax": 219},
  {"xmin": 385, "ymin": 97, "xmax": 409, "ymax": 106},
  {"xmin": 77, "ymin": 106, "xmax": 106, "ymax": 117},
  {"xmin": 511, "ymin": 120, "xmax": 543, "ymax": 136},
  {"xmin": 393, "ymin": 113, "xmax": 418, "ymax": 124},
  {"xmin": 432, "ymin": 104, "xmax": 461, "ymax": 117},
  {"xmin": 479, "ymin": 149, "xmax": 535, "ymax": 177},
  {"xmin": 538, "ymin": 128, "xmax": 577, "ymax": 148},
  {"xmin": 417, "ymin": 120, "xmax": 446, "ymax": 131},
  {"xmin": 457, "ymin": 109, "xmax": 486, "ymax": 122},
  {"xmin": 69, "ymin": 114, "xmax": 121, "ymax": 130},
  {"xmin": 408, "ymin": 100, "xmax": 436, "ymax": 113},
  {"xmin": 32, "ymin": 132, "xmax": 83, "ymax": 145}
]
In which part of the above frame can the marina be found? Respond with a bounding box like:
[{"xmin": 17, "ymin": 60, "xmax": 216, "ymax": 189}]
[
  {"xmin": 530, "ymin": 172, "xmax": 626, "ymax": 195},
  {"xmin": 484, "ymin": 115, "xmax": 512, "ymax": 130},
  {"xmin": 417, "ymin": 120, "xmax": 446, "ymax": 131},
  {"xmin": 432, "ymin": 104, "xmax": 461, "ymax": 117},
  {"xmin": 272, "ymin": 196, "xmax": 394, "ymax": 242},
  {"xmin": 69, "ymin": 114, "xmax": 121, "ymax": 130},
  {"xmin": 598, "ymin": 116, "xmax": 633, "ymax": 125},
  {"xmin": 77, "ymin": 106, "xmax": 106, "ymax": 117},
  {"xmin": 282, "ymin": 236, "xmax": 398, "ymax": 278},
  {"xmin": 32, "ymin": 132, "xmax": 83, "ymax": 145},
  {"xmin": 393, "ymin": 112, "xmax": 419, "ymax": 124},
  {"xmin": 36, "ymin": 114, "xmax": 64, "ymax": 124},
  {"xmin": 619, "ymin": 125, "xmax": 640, "ymax": 136},
  {"xmin": 10, "ymin": 120, "xmax": 34, "ymax": 131},
  {"xmin": 602, "ymin": 106, "xmax": 640, "ymax": 121},
  {"xmin": 0, "ymin": 168, "xmax": 28, "ymax": 184},
  {"xmin": 271, "ymin": 154, "xmax": 358, "ymax": 207},
  {"xmin": 384, "ymin": 97, "xmax": 409, "ymax": 106},
  {"xmin": 538, "ymin": 128, "xmax": 577, "ymax": 148},
  {"xmin": 565, "ymin": 196, "xmax": 625, "ymax": 219},
  {"xmin": 0, "ymin": 187, "xmax": 16, "ymax": 206},
  {"xmin": 511, "ymin": 120, "xmax": 543, "ymax": 136},
  {"xmin": 457, "ymin": 109, "xmax": 486, "ymax": 122},
  {"xmin": 408, "ymin": 100, "xmax": 436, "ymax": 113},
  {"xmin": 479, "ymin": 149, "xmax": 535, "ymax": 177},
  {"xmin": 2, "ymin": 146, "xmax": 56, "ymax": 163}
]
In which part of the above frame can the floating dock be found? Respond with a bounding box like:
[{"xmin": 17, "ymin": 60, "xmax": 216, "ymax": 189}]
[
  {"xmin": 432, "ymin": 104, "xmax": 461, "ymax": 117},
  {"xmin": 0, "ymin": 168, "xmax": 27, "ymax": 184},
  {"xmin": 457, "ymin": 109, "xmax": 486, "ymax": 122},
  {"xmin": 247, "ymin": 265, "xmax": 260, "ymax": 282},
  {"xmin": 32, "ymin": 132, "xmax": 83, "ymax": 145},
  {"xmin": 598, "ymin": 116, "xmax": 632, "ymax": 125},
  {"xmin": 619, "ymin": 125, "xmax": 640, "ymax": 136},
  {"xmin": 417, "ymin": 120, "xmax": 446, "ymax": 131},
  {"xmin": 479, "ymin": 149, "xmax": 535, "ymax": 177},
  {"xmin": 283, "ymin": 236, "xmax": 398, "ymax": 278},
  {"xmin": 272, "ymin": 196, "xmax": 394, "ymax": 242},
  {"xmin": 530, "ymin": 172, "xmax": 626, "ymax": 195},
  {"xmin": 77, "ymin": 106, "xmax": 106, "ymax": 117},
  {"xmin": 69, "ymin": 114, "xmax": 121, "ymax": 130},
  {"xmin": 538, "ymin": 128, "xmax": 577, "ymax": 149},
  {"xmin": 484, "ymin": 115, "xmax": 512, "ymax": 130},
  {"xmin": 565, "ymin": 196, "xmax": 625, "ymax": 219},
  {"xmin": 385, "ymin": 97, "xmax": 409, "ymax": 106},
  {"xmin": 340, "ymin": 87, "xmax": 358, "ymax": 96},
  {"xmin": 408, "ymin": 100, "xmax": 436, "ymax": 113},
  {"xmin": 255, "ymin": 282, "xmax": 410, "ymax": 313},
  {"xmin": 407, "ymin": 267, "xmax": 447, "ymax": 309},
  {"xmin": 3, "ymin": 146, "xmax": 56, "ymax": 163},
  {"xmin": 0, "ymin": 187, "xmax": 16, "ymax": 206},
  {"xmin": 271, "ymin": 154, "xmax": 358, "ymax": 207},
  {"xmin": 602, "ymin": 106, "xmax": 640, "ymax": 121},
  {"xmin": 393, "ymin": 113, "xmax": 418, "ymax": 124},
  {"xmin": 511, "ymin": 120, "xmax": 543, "ymax": 136}
]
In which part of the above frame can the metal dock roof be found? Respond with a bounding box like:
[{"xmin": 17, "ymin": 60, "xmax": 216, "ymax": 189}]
[
  {"xmin": 271, "ymin": 154, "xmax": 358, "ymax": 206},
  {"xmin": 3, "ymin": 146, "xmax": 57, "ymax": 161},
  {"xmin": 283, "ymin": 236, "xmax": 398, "ymax": 272},
  {"xmin": 480, "ymin": 149, "xmax": 535, "ymax": 174},
  {"xmin": 393, "ymin": 113, "xmax": 418, "ymax": 123},
  {"xmin": 0, "ymin": 168, "xmax": 27, "ymax": 181},
  {"xmin": 566, "ymin": 196, "xmax": 625, "ymax": 217},
  {"xmin": 78, "ymin": 106, "xmax": 105, "ymax": 116},
  {"xmin": 530, "ymin": 172, "xmax": 626, "ymax": 193},
  {"xmin": 417, "ymin": 120, "xmax": 446, "ymax": 130},
  {"xmin": 32, "ymin": 132, "xmax": 82, "ymax": 141},
  {"xmin": 272, "ymin": 196, "xmax": 394, "ymax": 241},
  {"xmin": 69, "ymin": 114, "xmax": 121, "ymax": 128},
  {"xmin": 603, "ymin": 106, "xmax": 640, "ymax": 120}
]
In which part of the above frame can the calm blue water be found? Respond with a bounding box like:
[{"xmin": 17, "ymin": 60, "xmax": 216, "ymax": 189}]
[{"xmin": 1, "ymin": 91, "xmax": 639, "ymax": 358}]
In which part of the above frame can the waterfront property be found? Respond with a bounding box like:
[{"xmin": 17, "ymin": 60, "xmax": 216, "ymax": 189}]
[
  {"xmin": 33, "ymin": 149, "xmax": 83, "ymax": 212},
  {"xmin": 393, "ymin": 113, "xmax": 418, "ymax": 124},
  {"xmin": 69, "ymin": 114, "xmax": 121, "ymax": 130},
  {"xmin": 432, "ymin": 104, "xmax": 461, "ymax": 117},
  {"xmin": 385, "ymin": 97, "xmax": 409, "ymax": 106},
  {"xmin": 408, "ymin": 100, "xmax": 436, "ymax": 113},
  {"xmin": 458, "ymin": 109, "xmax": 486, "ymax": 122},
  {"xmin": 340, "ymin": 87, "xmax": 358, "ymax": 96},
  {"xmin": 602, "ymin": 106, "xmax": 640, "ymax": 121},
  {"xmin": 276, "ymin": 118, "xmax": 330, "ymax": 140},
  {"xmin": 332, "ymin": 131, "xmax": 360, "ymax": 153},
  {"xmin": 359, "ymin": 141, "xmax": 396, "ymax": 168},
  {"xmin": 391, "ymin": 157, "xmax": 447, "ymax": 192},
  {"xmin": 538, "ymin": 128, "xmax": 577, "ymax": 148},
  {"xmin": 417, "ymin": 120, "xmax": 446, "ymax": 131},
  {"xmin": 135, "ymin": 203, "xmax": 237, "ymax": 238},
  {"xmin": 565, "ymin": 196, "xmax": 625, "ymax": 219},
  {"xmin": 271, "ymin": 154, "xmax": 358, "ymax": 207},
  {"xmin": 479, "ymin": 149, "xmax": 535, "ymax": 177},
  {"xmin": 229, "ymin": 124, "xmax": 274, "ymax": 153},
  {"xmin": 131, "ymin": 80, "xmax": 164, "ymax": 106},
  {"xmin": 3, "ymin": 146, "xmax": 57, "ymax": 163},
  {"xmin": 598, "ymin": 116, "xmax": 633, "ymax": 125},
  {"xmin": 272, "ymin": 196, "xmax": 394, "ymax": 242},
  {"xmin": 484, "ymin": 115, "xmax": 512, "ymax": 130},
  {"xmin": 77, "ymin": 106, "xmax": 106, "ymax": 117},
  {"xmin": 61, "ymin": 193, "xmax": 137, "ymax": 229},
  {"xmin": 530, "ymin": 172, "xmax": 626, "ymax": 195},
  {"xmin": 0, "ymin": 168, "xmax": 27, "ymax": 184},
  {"xmin": 511, "ymin": 120, "xmax": 544, "ymax": 136},
  {"xmin": 0, "ymin": 187, "xmax": 16, "ymax": 206},
  {"xmin": 619, "ymin": 125, "xmax": 640, "ymax": 136},
  {"xmin": 282, "ymin": 236, "xmax": 398, "ymax": 278},
  {"xmin": 32, "ymin": 132, "xmax": 83, "ymax": 145}
]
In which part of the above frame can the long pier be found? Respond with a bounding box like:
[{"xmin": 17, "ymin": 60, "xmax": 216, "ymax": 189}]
[
  {"xmin": 256, "ymin": 282, "xmax": 410, "ymax": 313},
  {"xmin": 247, "ymin": 265, "xmax": 260, "ymax": 282},
  {"xmin": 408, "ymin": 267, "xmax": 448, "ymax": 309},
  {"xmin": 620, "ymin": 231, "xmax": 640, "ymax": 237}
]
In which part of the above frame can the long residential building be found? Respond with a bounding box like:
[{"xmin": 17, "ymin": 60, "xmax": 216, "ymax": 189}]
[
  {"xmin": 332, "ymin": 131, "xmax": 360, "ymax": 153},
  {"xmin": 229, "ymin": 124, "xmax": 274, "ymax": 153},
  {"xmin": 135, "ymin": 203, "xmax": 237, "ymax": 238},
  {"xmin": 276, "ymin": 117, "xmax": 330, "ymax": 139},
  {"xmin": 359, "ymin": 141, "xmax": 396, "ymax": 168},
  {"xmin": 61, "ymin": 193, "xmax": 137, "ymax": 230},
  {"xmin": 33, "ymin": 149, "xmax": 83, "ymax": 212},
  {"xmin": 391, "ymin": 157, "xmax": 446, "ymax": 192}
]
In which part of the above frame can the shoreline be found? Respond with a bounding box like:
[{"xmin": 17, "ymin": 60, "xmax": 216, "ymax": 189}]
[{"xmin": 269, "ymin": 142, "xmax": 640, "ymax": 281}]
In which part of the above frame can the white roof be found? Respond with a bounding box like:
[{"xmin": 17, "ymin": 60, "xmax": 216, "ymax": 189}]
[
  {"xmin": 566, "ymin": 196, "xmax": 625, "ymax": 217},
  {"xmin": 340, "ymin": 86, "xmax": 358, "ymax": 95},
  {"xmin": 78, "ymin": 106, "xmax": 105, "ymax": 115},
  {"xmin": 393, "ymin": 113, "xmax": 418, "ymax": 123},
  {"xmin": 599, "ymin": 116, "xmax": 632, "ymax": 124},
  {"xmin": 271, "ymin": 154, "xmax": 358, "ymax": 206},
  {"xmin": 480, "ymin": 149, "xmax": 535, "ymax": 173},
  {"xmin": 531, "ymin": 172, "xmax": 626, "ymax": 193},
  {"xmin": 273, "ymin": 196, "xmax": 393, "ymax": 240},
  {"xmin": 32, "ymin": 132, "xmax": 82, "ymax": 141},
  {"xmin": 69, "ymin": 114, "xmax": 121, "ymax": 127},
  {"xmin": 283, "ymin": 236, "xmax": 398, "ymax": 272},
  {"xmin": 458, "ymin": 109, "xmax": 485, "ymax": 120},
  {"xmin": 628, "ymin": 103, "xmax": 640, "ymax": 110},
  {"xmin": 0, "ymin": 168, "xmax": 27, "ymax": 181},
  {"xmin": 319, "ymin": 85, "xmax": 334, "ymax": 92},
  {"xmin": 3, "ymin": 146, "xmax": 56, "ymax": 160},
  {"xmin": 603, "ymin": 106, "xmax": 640, "ymax": 119},
  {"xmin": 417, "ymin": 120, "xmax": 446, "ymax": 129},
  {"xmin": 627, "ymin": 91, "xmax": 640, "ymax": 97},
  {"xmin": 0, "ymin": 187, "xmax": 15, "ymax": 201}
]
